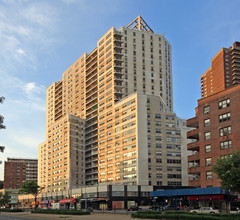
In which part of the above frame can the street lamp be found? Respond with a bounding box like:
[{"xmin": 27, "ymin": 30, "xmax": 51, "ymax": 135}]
[{"xmin": 85, "ymin": 187, "xmax": 87, "ymax": 210}]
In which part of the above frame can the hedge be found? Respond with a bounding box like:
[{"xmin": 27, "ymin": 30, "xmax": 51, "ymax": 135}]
[
  {"xmin": 0, "ymin": 209, "xmax": 24, "ymax": 212},
  {"xmin": 31, "ymin": 209, "xmax": 91, "ymax": 215},
  {"xmin": 131, "ymin": 210, "xmax": 240, "ymax": 220}
]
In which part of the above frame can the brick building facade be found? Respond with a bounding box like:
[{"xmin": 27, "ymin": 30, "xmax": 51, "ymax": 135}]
[
  {"xmin": 4, "ymin": 158, "xmax": 38, "ymax": 189},
  {"xmin": 188, "ymin": 85, "xmax": 240, "ymax": 187}
]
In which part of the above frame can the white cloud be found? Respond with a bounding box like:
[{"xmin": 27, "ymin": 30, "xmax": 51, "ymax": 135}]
[
  {"xmin": 16, "ymin": 48, "xmax": 27, "ymax": 56},
  {"xmin": 0, "ymin": 74, "xmax": 46, "ymax": 112},
  {"xmin": 24, "ymin": 82, "xmax": 45, "ymax": 96},
  {"xmin": 0, "ymin": 1, "xmax": 61, "ymax": 75}
]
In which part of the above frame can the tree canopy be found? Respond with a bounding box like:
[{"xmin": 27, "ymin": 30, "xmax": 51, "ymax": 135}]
[
  {"xmin": 0, "ymin": 180, "xmax": 3, "ymax": 189},
  {"xmin": 212, "ymin": 151, "xmax": 240, "ymax": 193},
  {"xmin": 18, "ymin": 181, "xmax": 44, "ymax": 208},
  {"xmin": 18, "ymin": 181, "xmax": 44, "ymax": 197},
  {"xmin": 0, "ymin": 192, "xmax": 10, "ymax": 206}
]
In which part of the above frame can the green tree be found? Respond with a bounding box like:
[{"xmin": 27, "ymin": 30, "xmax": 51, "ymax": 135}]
[
  {"xmin": 18, "ymin": 181, "xmax": 44, "ymax": 209},
  {"xmin": 0, "ymin": 180, "xmax": 4, "ymax": 189},
  {"xmin": 212, "ymin": 151, "xmax": 240, "ymax": 193},
  {"xmin": 0, "ymin": 192, "xmax": 10, "ymax": 207}
]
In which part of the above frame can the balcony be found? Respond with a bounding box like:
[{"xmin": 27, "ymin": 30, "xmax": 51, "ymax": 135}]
[
  {"xmin": 188, "ymin": 160, "xmax": 200, "ymax": 174},
  {"xmin": 188, "ymin": 179, "xmax": 200, "ymax": 187},
  {"xmin": 186, "ymin": 116, "xmax": 198, "ymax": 128},
  {"xmin": 187, "ymin": 141, "xmax": 199, "ymax": 151},
  {"xmin": 232, "ymin": 65, "xmax": 240, "ymax": 72},
  {"xmin": 115, "ymin": 89, "xmax": 123, "ymax": 94},
  {"xmin": 114, "ymin": 49, "xmax": 123, "ymax": 55},
  {"xmin": 114, "ymin": 83, "xmax": 124, "ymax": 88},
  {"xmin": 114, "ymin": 43, "xmax": 123, "ymax": 49},
  {"xmin": 232, "ymin": 58, "xmax": 240, "ymax": 64},
  {"xmin": 187, "ymin": 128, "xmax": 199, "ymax": 139},
  {"xmin": 189, "ymin": 173, "xmax": 200, "ymax": 181},
  {"xmin": 188, "ymin": 153, "xmax": 199, "ymax": 161}
]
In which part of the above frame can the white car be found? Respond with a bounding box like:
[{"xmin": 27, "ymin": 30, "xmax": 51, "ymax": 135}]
[{"xmin": 190, "ymin": 207, "xmax": 219, "ymax": 214}]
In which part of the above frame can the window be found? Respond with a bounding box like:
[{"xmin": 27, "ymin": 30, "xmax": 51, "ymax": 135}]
[
  {"xmin": 219, "ymin": 126, "xmax": 231, "ymax": 136},
  {"xmin": 166, "ymin": 115, "xmax": 174, "ymax": 120},
  {"xmin": 205, "ymin": 144, "xmax": 211, "ymax": 153},
  {"xmin": 167, "ymin": 152, "xmax": 181, "ymax": 157},
  {"xmin": 203, "ymin": 106, "xmax": 210, "ymax": 114},
  {"xmin": 219, "ymin": 112, "xmax": 231, "ymax": 122},
  {"xmin": 166, "ymin": 137, "xmax": 181, "ymax": 142},
  {"xmin": 167, "ymin": 159, "xmax": 181, "ymax": 164},
  {"xmin": 155, "ymin": 122, "xmax": 161, "ymax": 126},
  {"xmin": 206, "ymin": 171, "xmax": 212, "ymax": 179},
  {"xmin": 220, "ymin": 140, "xmax": 232, "ymax": 150},
  {"xmin": 168, "ymin": 182, "xmax": 182, "ymax": 186},
  {"xmin": 167, "ymin": 166, "xmax": 181, "ymax": 172},
  {"xmin": 155, "ymin": 114, "xmax": 161, "ymax": 119},
  {"xmin": 204, "ymin": 119, "xmax": 210, "ymax": 127},
  {"xmin": 204, "ymin": 132, "xmax": 211, "ymax": 140},
  {"xmin": 206, "ymin": 158, "xmax": 212, "ymax": 166},
  {"xmin": 219, "ymin": 98, "xmax": 230, "ymax": 109},
  {"xmin": 168, "ymin": 174, "xmax": 181, "ymax": 179},
  {"xmin": 221, "ymin": 154, "xmax": 232, "ymax": 159}
]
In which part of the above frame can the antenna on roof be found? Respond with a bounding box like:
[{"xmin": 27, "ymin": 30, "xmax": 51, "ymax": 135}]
[{"xmin": 127, "ymin": 16, "xmax": 154, "ymax": 33}]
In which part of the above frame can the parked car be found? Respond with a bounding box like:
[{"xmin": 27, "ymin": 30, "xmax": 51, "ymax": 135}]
[
  {"xmin": 128, "ymin": 205, "xmax": 142, "ymax": 211},
  {"xmin": 165, "ymin": 205, "xmax": 180, "ymax": 211},
  {"xmin": 190, "ymin": 207, "xmax": 220, "ymax": 214}
]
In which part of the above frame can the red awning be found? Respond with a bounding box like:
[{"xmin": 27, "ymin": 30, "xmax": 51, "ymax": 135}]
[
  {"xmin": 187, "ymin": 195, "xmax": 224, "ymax": 201},
  {"xmin": 39, "ymin": 200, "xmax": 54, "ymax": 204},
  {"xmin": 92, "ymin": 198, "xmax": 107, "ymax": 201},
  {"xmin": 59, "ymin": 199, "xmax": 76, "ymax": 203}
]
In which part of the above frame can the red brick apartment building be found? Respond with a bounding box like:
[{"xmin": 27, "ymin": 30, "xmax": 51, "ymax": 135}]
[
  {"xmin": 187, "ymin": 41, "xmax": 240, "ymax": 188},
  {"xmin": 4, "ymin": 158, "xmax": 38, "ymax": 189},
  {"xmin": 201, "ymin": 41, "xmax": 240, "ymax": 98}
]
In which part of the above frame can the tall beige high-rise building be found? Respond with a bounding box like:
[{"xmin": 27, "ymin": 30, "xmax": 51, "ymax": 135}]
[{"xmin": 38, "ymin": 16, "xmax": 186, "ymax": 193}]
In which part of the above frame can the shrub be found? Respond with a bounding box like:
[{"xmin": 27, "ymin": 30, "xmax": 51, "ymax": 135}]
[
  {"xmin": 131, "ymin": 210, "xmax": 240, "ymax": 220},
  {"xmin": 0, "ymin": 209, "xmax": 24, "ymax": 212}
]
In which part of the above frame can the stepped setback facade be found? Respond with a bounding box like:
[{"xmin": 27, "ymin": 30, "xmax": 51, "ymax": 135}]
[{"xmin": 38, "ymin": 16, "xmax": 188, "ymax": 194}]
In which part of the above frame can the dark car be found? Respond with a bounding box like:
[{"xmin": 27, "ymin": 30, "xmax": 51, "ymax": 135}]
[
  {"xmin": 128, "ymin": 205, "xmax": 142, "ymax": 211},
  {"xmin": 165, "ymin": 205, "xmax": 180, "ymax": 211}
]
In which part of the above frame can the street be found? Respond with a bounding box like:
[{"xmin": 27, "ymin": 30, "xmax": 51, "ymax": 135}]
[{"xmin": 0, "ymin": 212, "xmax": 133, "ymax": 220}]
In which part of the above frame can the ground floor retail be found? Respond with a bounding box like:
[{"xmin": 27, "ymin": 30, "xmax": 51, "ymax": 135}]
[
  {"xmin": 19, "ymin": 184, "xmax": 154, "ymax": 210},
  {"xmin": 151, "ymin": 187, "xmax": 240, "ymax": 213},
  {"xmin": 18, "ymin": 185, "xmax": 240, "ymax": 212}
]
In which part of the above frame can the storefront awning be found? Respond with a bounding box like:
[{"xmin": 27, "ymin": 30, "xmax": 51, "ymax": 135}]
[
  {"xmin": 40, "ymin": 200, "xmax": 54, "ymax": 204},
  {"xmin": 59, "ymin": 199, "xmax": 76, "ymax": 203},
  {"xmin": 151, "ymin": 187, "xmax": 228, "ymax": 197},
  {"xmin": 187, "ymin": 195, "xmax": 224, "ymax": 201},
  {"xmin": 92, "ymin": 198, "xmax": 107, "ymax": 201}
]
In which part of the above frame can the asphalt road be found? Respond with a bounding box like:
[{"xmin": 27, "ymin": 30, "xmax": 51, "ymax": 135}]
[{"xmin": 0, "ymin": 212, "xmax": 133, "ymax": 220}]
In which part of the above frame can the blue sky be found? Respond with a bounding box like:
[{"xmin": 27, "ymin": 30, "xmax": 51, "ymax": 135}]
[{"xmin": 0, "ymin": 0, "xmax": 239, "ymax": 180}]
